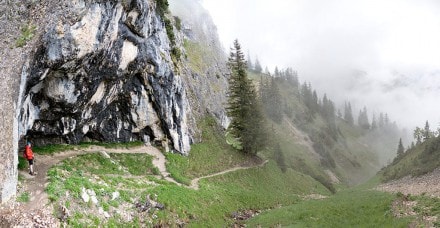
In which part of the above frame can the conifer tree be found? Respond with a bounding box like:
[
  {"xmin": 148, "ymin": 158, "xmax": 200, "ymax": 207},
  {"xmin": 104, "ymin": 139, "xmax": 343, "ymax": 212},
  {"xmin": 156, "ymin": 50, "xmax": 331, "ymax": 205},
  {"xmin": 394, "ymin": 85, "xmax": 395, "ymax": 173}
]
[
  {"xmin": 371, "ymin": 114, "xmax": 377, "ymax": 130},
  {"xmin": 264, "ymin": 66, "xmax": 270, "ymax": 75},
  {"xmin": 254, "ymin": 57, "xmax": 262, "ymax": 73},
  {"xmin": 227, "ymin": 40, "xmax": 266, "ymax": 154},
  {"xmin": 357, "ymin": 107, "xmax": 370, "ymax": 129},
  {"xmin": 274, "ymin": 66, "xmax": 280, "ymax": 77},
  {"xmin": 247, "ymin": 51, "xmax": 253, "ymax": 70},
  {"xmin": 379, "ymin": 113, "xmax": 384, "ymax": 127},
  {"xmin": 397, "ymin": 138, "xmax": 405, "ymax": 157},
  {"xmin": 344, "ymin": 102, "xmax": 354, "ymax": 125},
  {"xmin": 423, "ymin": 120, "xmax": 432, "ymax": 141}
]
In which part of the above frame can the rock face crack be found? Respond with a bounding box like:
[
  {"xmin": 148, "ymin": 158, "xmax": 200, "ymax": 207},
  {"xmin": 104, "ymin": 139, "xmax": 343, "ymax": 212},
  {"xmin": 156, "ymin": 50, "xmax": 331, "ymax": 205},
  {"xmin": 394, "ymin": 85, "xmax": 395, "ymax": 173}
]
[{"xmin": 18, "ymin": 1, "xmax": 191, "ymax": 154}]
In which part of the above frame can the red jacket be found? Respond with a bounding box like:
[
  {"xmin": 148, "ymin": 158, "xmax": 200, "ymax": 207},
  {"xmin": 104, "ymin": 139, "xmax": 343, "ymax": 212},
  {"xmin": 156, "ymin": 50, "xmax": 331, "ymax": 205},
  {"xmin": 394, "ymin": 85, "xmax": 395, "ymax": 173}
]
[{"xmin": 24, "ymin": 145, "xmax": 34, "ymax": 160}]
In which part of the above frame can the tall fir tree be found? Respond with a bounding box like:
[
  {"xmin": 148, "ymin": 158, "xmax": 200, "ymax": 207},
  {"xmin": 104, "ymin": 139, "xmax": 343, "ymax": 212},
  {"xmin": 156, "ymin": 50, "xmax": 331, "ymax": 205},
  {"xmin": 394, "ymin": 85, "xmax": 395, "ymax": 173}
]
[
  {"xmin": 264, "ymin": 66, "xmax": 270, "ymax": 75},
  {"xmin": 358, "ymin": 107, "xmax": 370, "ymax": 129},
  {"xmin": 227, "ymin": 40, "xmax": 266, "ymax": 154},
  {"xmin": 397, "ymin": 138, "xmax": 405, "ymax": 157},
  {"xmin": 254, "ymin": 57, "xmax": 262, "ymax": 73},
  {"xmin": 378, "ymin": 112, "xmax": 384, "ymax": 127},
  {"xmin": 371, "ymin": 114, "xmax": 378, "ymax": 130},
  {"xmin": 344, "ymin": 102, "xmax": 354, "ymax": 125},
  {"xmin": 246, "ymin": 50, "xmax": 253, "ymax": 70},
  {"xmin": 274, "ymin": 66, "xmax": 280, "ymax": 77},
  {"xmin": 423, "ymin": 120, "xmax": 432, "ymax": 141}
]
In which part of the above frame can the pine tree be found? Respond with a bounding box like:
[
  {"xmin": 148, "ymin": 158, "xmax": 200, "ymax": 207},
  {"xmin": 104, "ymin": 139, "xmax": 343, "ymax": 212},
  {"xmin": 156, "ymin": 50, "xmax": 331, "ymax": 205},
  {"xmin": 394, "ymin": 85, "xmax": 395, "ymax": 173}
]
[
  {"xmin": 397, "ymin": 138, "xmax": 405, "ymax": 157},
  {"xmin": 227, "ymin": 40, "xmax": 266, "ymax": 154},
  {"xmin": 261, "ymin": 77, "xmax": 282, "ymax": 123},
  {"xmin": 384, "ymin": 113, "xmax": 389, "ymax": 125},
  {"xmin": 264, "ymin": 66, "xmax": 270, "ymax": 75},
  {"xmin": 337, "ymin": 109, "xmax": 342, "ymax": 119},
  {"xmin": 423, "ymin": 120, "xmax": 432, "ymax": 141},
  {"xmin": 358, "ymin": 107, "xmax": 370, "ymax": 129},
  {"xmin": 379, "ymin": 113, "xmax": 384, "ymax": 127},
  {"xmin": 254, "ymin": 57, "xmax": 262, "ymax": 73},
  {"xmin": 344, "ymin": 102, "xmax": 354, "ymax": 125},
  {"xmin": 274, "ymin": 66, "xmax": 280, "ymax": 77},
  {"xmin": 247, "ymin": 51, "xmax": 253, "ymax": 70},
  {"xmin": 371, "ymin": 114, "xmax": 377, "ymax": 130}
]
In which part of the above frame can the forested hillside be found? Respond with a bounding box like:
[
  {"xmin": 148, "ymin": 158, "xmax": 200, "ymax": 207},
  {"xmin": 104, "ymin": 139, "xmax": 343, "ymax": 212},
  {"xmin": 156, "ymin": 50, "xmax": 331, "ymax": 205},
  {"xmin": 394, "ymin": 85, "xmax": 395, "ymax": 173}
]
[{"xmin": 244, "ymin": 59, "xmax": 405, "ymax": 186}]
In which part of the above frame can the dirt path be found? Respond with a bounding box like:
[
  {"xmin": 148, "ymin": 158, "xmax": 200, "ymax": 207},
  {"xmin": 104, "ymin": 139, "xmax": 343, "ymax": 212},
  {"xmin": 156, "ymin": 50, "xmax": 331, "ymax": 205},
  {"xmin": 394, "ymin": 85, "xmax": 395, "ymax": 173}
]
[
  {"xmin": 20, "ymin": 146, "xmax": 167, "ymax": 211},
  {"xmin": 190, "ymin": 160, "xmax": 268, "ymax": 190},
  {"xmin": 1, "ymin": 145, "xmax": 269, "ymax": 226}
]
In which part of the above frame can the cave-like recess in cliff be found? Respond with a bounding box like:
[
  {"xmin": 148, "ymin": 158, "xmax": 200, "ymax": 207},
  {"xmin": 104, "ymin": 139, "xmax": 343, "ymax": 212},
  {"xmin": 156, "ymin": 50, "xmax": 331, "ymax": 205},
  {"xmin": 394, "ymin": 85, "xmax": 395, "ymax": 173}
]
[{"xmin": 19, "ymin": 0, "xmax": 191, "ymax": 154}]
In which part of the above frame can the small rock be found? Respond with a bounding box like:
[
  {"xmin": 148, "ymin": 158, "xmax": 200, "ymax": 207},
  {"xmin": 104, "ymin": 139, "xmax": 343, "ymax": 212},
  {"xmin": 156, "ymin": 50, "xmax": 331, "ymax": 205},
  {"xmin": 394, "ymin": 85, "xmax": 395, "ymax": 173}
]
[
  {"xmin": 103, "ymin": 211, "xmax": 110, "ymax": 218},
  {"xmin": 155, "ymin": 203, "xmax": 165, "ymax": 210},
  {"xmin": 99, "ymin": 151, "xmax": 110, "ymax": 158},
  {"xmin": 111, "ymin": 191, "xmax": 120, "ymax": 200},
  {"xmin": 81, "ymin": 188, "xmax": 89, "ymax": 203},
  {"xmin": 91, "ymin": 195, "xmax": 98, "ymax": 205}
]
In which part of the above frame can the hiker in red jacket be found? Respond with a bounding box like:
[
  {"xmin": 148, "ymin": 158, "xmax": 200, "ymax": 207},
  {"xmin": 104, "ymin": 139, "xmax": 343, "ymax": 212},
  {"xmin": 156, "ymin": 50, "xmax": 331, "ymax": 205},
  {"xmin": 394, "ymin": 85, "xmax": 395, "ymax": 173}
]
[{"xmin": 23, "ymin": 142, "xmax": 35, "ymax": 175}]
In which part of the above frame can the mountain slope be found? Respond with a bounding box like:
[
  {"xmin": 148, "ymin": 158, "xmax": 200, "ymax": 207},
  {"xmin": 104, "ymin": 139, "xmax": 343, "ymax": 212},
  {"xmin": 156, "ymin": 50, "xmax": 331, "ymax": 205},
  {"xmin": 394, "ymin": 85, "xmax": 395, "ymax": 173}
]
[
  {"xmin": 254, "ymin": 72, "xmax": 384, "ymax": 186},
  {"xmin": 381, "ymin": 136, "xmax": 440, "ymax": 182}
]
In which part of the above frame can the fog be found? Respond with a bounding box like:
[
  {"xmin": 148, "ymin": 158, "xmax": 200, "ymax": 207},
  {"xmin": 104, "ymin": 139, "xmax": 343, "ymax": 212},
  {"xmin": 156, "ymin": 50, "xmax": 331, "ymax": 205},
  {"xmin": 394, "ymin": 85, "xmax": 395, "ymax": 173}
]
[{"xmin": 201, "ymin": 0, "xmax": 440, "ymax": 131}]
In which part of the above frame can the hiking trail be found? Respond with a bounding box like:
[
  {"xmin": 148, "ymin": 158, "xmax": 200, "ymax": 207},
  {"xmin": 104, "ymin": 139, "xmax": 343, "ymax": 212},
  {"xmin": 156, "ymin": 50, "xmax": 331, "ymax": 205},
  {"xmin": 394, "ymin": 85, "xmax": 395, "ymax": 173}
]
[{"xmin": 0, "ymin": 145, "xmax": 269, "ymax": 226}]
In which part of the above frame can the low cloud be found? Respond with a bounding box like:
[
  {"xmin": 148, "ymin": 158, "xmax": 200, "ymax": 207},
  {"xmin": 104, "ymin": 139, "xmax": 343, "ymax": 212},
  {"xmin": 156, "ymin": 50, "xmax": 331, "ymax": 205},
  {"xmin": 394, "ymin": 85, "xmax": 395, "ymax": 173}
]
[{"xmin": 202, "ymin": 0, "xmax": 440, "ymax": 129}]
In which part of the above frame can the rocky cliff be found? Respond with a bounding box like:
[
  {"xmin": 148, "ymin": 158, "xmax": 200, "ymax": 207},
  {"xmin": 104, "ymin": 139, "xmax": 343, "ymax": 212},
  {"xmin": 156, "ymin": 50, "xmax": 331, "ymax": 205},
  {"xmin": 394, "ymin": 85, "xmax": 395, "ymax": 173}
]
[{"xmin": 0, "ymin": 0, "xmax": 228, "ymax": 203}]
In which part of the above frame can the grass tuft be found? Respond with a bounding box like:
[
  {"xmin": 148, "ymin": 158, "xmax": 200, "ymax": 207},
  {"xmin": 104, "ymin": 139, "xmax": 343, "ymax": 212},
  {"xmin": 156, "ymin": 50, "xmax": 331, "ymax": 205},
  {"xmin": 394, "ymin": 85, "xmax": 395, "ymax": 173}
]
[{"xmin": 17, "ymin": 192, "xmax": 30, "ymax": 202}]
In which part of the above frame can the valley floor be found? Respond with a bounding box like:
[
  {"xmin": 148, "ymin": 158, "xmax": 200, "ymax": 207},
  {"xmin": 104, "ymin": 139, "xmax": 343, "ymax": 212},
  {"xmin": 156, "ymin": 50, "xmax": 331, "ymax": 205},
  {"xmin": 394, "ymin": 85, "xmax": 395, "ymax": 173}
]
[{"xmin": 0, "ymin": 143, "xmax": 438, "ymax": 227}]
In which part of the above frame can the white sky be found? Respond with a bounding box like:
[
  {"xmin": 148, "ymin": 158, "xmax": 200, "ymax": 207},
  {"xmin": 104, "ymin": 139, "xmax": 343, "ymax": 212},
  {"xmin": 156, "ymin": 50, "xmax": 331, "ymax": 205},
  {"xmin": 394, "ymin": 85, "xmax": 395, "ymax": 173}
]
[{"xmin": 201, "ymin": 0, "xmax": 440, "ymax": 130}]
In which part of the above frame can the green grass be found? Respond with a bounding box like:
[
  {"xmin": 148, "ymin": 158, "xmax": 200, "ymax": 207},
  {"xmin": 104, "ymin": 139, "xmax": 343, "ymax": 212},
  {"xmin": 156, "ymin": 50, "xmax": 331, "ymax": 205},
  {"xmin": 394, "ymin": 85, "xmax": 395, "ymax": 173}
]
[
  {"xmin": 18, "ymin": 156, "xmax": 27, "ymax": 170},
  {"xmin": 17, "ymin": 192, "xmax": 30, "ymax": 202},
  {"xmin": 33, "ymin": 144, "xmax": 76, "ymax": 155},
  {"xmin": 43, "ymin": 117, "xmax": 329, "ymax": 226},
  {"xmin": 110, "ymin": 154, "xmax": 155, "ymax": 176},
  {"xmin": 247, "ymin": 190, "xmax": 411, "ymax": 227},
  {"xmin": 412, "ymin": 195, "xmax": 440, "ymax": 227},
  {"xmin": 15, "ymin": 24, "xmax": 36, "ymax": 47},
  {"xmin": 166, "ymin": 117, "xmax": 251, "ymax": 183},
  {"xmin": 150, "ymin": 161, "xmax": 328, "ymax": 227},
  {"xmin": 381, "ymin": 137, "xmax": 440, "ymax": 182},
  {"xmin": 33, "ymin": 141, "xmax": 144, "ymax": 155}
]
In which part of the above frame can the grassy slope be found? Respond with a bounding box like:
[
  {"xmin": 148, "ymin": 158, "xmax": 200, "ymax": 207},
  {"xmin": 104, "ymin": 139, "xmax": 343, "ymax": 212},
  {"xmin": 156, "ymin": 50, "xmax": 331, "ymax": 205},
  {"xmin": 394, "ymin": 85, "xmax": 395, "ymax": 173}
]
[
  {"xmin": 165, "ymin": 117, "xmax": 252, "ymax": 185},
  {"xmin": 381, "ymin": 136, "xmax": 440, "ymax": 181},
  {"xmin": 247, "ymin": 189, "xmax": 410, "ymax": 227},
  {"xmin": 250, "ymin": 70, "xmax": 381, "ymax": 186},
  {"xmin": 42, "ymin": 117, "xmax": 329, "ymax": 226}
]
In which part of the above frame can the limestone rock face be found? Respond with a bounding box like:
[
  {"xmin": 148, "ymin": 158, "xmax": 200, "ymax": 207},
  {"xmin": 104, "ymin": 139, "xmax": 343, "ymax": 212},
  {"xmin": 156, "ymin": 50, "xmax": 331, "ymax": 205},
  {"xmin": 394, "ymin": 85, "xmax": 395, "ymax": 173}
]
[{"xmin": 19, "ymin": 0, "xmax": 192, "ymax": 154}]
